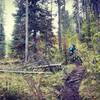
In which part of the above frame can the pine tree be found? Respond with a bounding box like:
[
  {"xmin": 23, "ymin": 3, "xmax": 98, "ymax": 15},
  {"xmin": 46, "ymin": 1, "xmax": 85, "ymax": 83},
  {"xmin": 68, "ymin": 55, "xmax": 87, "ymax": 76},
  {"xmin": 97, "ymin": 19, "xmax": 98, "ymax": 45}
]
[
  {"xmin": 12, "ymin": 0, "xmax": 54, "ymax": 61},
  {"xmin": 56, "ymin": 0, "xmax": 62, "ymax": 52},
  {"xmin": 73, "ymin": 0, "xmax": 82, "ymax": 40},
  {"xmin": 0, "ymin": 0, "xmax": 5, "ymax": 58},
  {"xmin": 90, "ymin": 0, "xmax": 100, "ymax": 32}
]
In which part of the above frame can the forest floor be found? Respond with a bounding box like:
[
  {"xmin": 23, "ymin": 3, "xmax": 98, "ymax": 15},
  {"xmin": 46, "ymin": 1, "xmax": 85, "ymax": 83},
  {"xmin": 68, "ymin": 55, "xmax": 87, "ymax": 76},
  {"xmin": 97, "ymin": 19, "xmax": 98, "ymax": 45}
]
[
  {"xmin": 0, "ymin": 58, "xmax": 76, "ymax": 100},
  {"xmin": 0, "ymin": 58, "xmax": 33, "ymax": 99},
  {"xmin": 0, "ymin": 57, "xmax": 99, "ymax": 100}
]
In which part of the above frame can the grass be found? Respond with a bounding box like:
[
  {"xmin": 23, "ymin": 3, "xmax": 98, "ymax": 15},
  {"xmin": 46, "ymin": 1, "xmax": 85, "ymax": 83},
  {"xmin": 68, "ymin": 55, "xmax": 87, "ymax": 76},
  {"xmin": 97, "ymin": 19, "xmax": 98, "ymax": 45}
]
[{"xmin": 0, "ymin": 64, "xmax": 75, "ymax": 99}]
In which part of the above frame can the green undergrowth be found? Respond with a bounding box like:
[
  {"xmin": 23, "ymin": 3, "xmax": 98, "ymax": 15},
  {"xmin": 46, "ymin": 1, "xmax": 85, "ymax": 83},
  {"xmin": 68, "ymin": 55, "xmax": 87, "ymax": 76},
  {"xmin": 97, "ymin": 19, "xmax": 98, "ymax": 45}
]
[{"xmin": 0, "ymin": 65, "xmax": 75, "ymax": 99}]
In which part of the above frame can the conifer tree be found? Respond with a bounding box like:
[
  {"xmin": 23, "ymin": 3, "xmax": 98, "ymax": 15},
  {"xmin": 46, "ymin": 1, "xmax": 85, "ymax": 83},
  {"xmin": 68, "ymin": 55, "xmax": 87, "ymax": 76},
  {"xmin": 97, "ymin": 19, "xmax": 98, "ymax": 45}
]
[{"xmin": 0, "ymin": 0, "xmax": 5, "ymax": 58}]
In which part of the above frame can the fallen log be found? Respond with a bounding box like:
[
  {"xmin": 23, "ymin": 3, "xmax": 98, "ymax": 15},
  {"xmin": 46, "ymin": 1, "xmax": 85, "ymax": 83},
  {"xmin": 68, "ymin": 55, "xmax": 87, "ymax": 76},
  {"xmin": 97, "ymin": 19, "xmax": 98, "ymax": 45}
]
[{"xmin": 0, "ymin": 69, "xmax": 51, "ymax": 74}]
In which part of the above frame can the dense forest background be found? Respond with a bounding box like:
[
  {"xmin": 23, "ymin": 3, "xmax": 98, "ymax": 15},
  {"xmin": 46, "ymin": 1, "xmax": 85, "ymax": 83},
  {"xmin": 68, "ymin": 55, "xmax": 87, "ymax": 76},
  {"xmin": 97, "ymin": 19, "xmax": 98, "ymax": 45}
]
[{"xmin": 0, "ymin": 0, "xmax": 100, "ymax": 100}]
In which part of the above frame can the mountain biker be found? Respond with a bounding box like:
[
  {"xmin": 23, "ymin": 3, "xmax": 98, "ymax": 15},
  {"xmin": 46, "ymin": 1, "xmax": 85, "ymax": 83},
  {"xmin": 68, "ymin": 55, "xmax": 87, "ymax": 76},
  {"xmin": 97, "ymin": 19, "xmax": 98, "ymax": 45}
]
[{"xmin": 65, "ymin": 44, "xmax": 82, "ymax": 65}]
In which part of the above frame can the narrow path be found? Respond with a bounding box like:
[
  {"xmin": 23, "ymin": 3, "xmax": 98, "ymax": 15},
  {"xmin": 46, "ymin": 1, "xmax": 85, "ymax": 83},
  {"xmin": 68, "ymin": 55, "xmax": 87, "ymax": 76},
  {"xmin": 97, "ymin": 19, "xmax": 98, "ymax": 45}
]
[{"xmin": 58, "ymin": 65, "xmax": 86, "ymax": 100}]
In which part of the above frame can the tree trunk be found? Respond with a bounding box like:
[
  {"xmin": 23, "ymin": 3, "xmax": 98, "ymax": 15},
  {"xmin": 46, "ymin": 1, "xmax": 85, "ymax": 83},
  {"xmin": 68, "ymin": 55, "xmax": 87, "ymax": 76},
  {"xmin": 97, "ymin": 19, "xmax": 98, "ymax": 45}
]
[
  {"xmin": 25, "ymin": 0, "xmax": 29, "ymax": 63},
  {"xmin": 57, "ymin": 0, "xmax": 62, "ymax": 52},
  {"xmin": 76, "ymin": 0, "xmax": 81, "ymax": 40},
  {"xmin": 85, "ymin": 0, "xmax": 91, "ymax": 37}
]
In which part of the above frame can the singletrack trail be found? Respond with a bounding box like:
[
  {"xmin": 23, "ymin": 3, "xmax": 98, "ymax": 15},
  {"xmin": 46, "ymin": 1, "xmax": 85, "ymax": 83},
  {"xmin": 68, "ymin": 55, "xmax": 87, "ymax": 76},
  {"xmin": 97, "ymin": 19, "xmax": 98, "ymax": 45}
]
[{"xmin": 58, "ymin": 65, "xmax": 86, "ymax": 100}]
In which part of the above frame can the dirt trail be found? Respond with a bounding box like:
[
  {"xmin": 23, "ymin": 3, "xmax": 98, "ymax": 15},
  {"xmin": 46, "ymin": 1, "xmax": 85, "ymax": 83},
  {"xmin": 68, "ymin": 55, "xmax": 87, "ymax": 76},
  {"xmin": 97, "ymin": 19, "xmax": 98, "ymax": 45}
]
[{"xmin": 60, "ymin": 65, "xmax": 86, "ymax": 100}]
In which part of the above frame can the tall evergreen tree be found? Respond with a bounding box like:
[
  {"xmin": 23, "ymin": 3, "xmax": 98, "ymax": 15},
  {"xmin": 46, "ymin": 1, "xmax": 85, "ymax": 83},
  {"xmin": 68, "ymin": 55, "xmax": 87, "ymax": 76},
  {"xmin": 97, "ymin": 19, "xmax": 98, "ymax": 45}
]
[
  {"xmin": 73, "ymin": 0, "xmax": 82, "ymax": 40},
  {"xmin": 0, "ymin": 0, "xmax": 5, "ymax": 58},
  {"xmin": 57, "ymin": 0, "xmax": 62, "ymax": 52},
  {"xmin": 57, "ymin": 0, "xmax": 67, "ymax": 52},
  {"xmin": 81, "ymin": 0, "xmax": 100, "ymax": 46},
  {"xmin": 90, "ymin": 0, "xmax": 100, "ymax": 32},
  {"xmin": 12, "ymin": 0, "xmax": 53, "ymax": 61}
]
